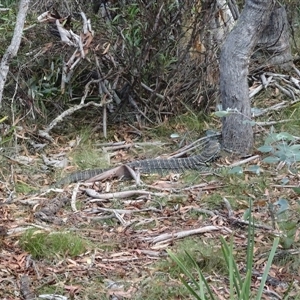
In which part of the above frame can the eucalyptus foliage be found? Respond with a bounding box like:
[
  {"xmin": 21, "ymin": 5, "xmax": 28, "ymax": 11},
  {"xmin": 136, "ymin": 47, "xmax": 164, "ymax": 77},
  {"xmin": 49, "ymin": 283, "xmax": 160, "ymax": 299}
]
[{"xmin": 258, "ymin": 131, "xmax": 300, "ymax": 167}]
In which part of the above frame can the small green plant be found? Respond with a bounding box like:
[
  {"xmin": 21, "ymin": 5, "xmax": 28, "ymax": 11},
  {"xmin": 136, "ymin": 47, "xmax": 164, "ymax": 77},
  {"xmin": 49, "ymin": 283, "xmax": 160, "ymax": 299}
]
[
  {"xmin": 113, "ymin": 3, "xmax": 143, "ymax": 50},
  {"xmin": 20, "ymin": 229, "xmax": 87, "ymax": 259},
  {"xmin": 213, "ymin": 109, "xmax": 256, "ymax": 127},
  {"xmin": 270, "ymin": 198, "xmax": 298, "ymax": 249},
  {"xmin": 27, "ymin": 60, "xmax": 61, "ymax": 101},
  {"xmin": 257, "ymin": 130, "xmax": 300, "ymax": 249},
  {"xmin": 0, "ymin": 3, "xmax": 17, "ymax": 54},
  {"xmin": 168, "ymin": 209, "xmax": 280, "ymax": 299},
  {"xmin": 258, "ymin": 131, "xmax": 300, "ymax": 168}
]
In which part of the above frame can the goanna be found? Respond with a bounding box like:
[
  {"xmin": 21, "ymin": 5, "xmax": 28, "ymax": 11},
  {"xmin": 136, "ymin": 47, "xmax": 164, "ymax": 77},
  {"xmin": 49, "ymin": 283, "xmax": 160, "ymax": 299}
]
[{"xmin": 57, "ymin": 139, "xmax": 221, "ymax": 186}]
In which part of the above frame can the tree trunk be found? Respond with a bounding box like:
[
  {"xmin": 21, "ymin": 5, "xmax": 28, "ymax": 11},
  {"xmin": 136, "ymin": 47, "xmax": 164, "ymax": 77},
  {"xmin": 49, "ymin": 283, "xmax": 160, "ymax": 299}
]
[
  {"xmin": 220, "ymin": 0, "xmax": 275, "ymax": 155},
  {"xmin": 256, "ymin": 4, "xmax": 293, "ymax": 69}
]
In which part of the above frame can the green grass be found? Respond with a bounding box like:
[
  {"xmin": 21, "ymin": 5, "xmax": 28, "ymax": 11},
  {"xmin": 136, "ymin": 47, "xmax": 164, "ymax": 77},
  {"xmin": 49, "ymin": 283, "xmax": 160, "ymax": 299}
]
[
  {"xmin": 71, "ymin": 145, "xmax": 109, "ymax": 170},
  {"xmin": 174, "ymin": 113, "xmax": 208, "ymax": 133},
  {"xmin": 130, "ymin": 238, "xmax": 227, "ymax": 299},
  {"xmin": 14, "ymin": 182, "xmax": 37, "ymax": 194},
  {"xmin": 279, "ymin": 105, "xmax": 300, "ymax": 135},
  {"xmin": 148, "ymin": 112, "xmax": 212, "ymax": 146},
  {"xmin": 20, "ymin": 229, "xmax": 87, "ymax": 259},
  {"xmin": 37, "ymin": 285, "xmax": 65, "ymax": 298},
  {"xmin": 67, "ymin": 127, "xmax": 109, "ymax": 168},
  {"xmin": 158, "ymin": 238, "xmax": 226, "ymax": 278}
]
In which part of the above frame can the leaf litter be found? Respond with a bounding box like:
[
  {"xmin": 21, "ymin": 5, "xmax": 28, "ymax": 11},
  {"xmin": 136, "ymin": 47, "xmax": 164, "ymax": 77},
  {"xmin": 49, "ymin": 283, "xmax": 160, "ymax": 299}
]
[{"xmin": 1, "ymin": 129, "xmax": 300, "ymax": 299}]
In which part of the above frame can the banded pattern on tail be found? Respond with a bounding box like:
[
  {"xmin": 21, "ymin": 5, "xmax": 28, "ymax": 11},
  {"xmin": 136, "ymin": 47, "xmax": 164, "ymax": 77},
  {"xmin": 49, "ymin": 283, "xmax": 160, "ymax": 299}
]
[
  {"xmin": 57, "ymin": 139, "xmax": 221, "ymax": 185},
  {"xmin": 127, "ymin": 139, "xmax": 220, "ymax": 173}
]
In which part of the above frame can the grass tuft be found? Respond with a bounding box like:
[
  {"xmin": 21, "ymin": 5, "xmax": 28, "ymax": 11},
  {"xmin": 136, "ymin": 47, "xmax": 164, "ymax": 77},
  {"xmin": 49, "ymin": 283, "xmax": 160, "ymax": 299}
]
[{"xmin": 20, "ymin": 229, "xmax": 87, "ymax": 259}]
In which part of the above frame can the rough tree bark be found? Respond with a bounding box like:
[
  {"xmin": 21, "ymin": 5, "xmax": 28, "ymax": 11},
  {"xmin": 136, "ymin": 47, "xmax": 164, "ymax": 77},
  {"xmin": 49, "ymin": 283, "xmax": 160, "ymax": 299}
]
[
  {"xmin": 256, "ymin": 4, "xmax": 292, "ymax": 69},
  {"xmin": 0, "ymin": 0, "xmax": 30, "ymax": 106},
  {"xmin": 220, "ymin": 0, "xmax": 275, "ymax": 154}
]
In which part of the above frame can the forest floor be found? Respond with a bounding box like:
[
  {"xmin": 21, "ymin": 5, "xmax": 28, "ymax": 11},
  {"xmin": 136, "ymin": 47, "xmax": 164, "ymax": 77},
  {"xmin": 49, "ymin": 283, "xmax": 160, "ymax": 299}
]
[{"xmin": 1, "ymin": 115, "xmax": 300, "ymax": 300}]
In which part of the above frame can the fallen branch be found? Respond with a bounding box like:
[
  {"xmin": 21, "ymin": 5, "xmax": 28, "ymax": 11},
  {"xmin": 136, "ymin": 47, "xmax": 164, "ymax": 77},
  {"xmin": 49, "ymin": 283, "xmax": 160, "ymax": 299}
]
[
  {"xmin": 272, "ymin": 184, "xmax": 300, "ymax": 188},
  {"xmin": 255, "ymin": 119, "xmax": 292, "ymax": 126},
  {"xmin": 0, "ymin": 0, "xmax": 30, "ymax": 106},
  {"xmin": 77, "ymin": 165, "xmax": 140, "ymax": 184},
  {"xmin": 101, "ymin": 257, "xmax": 142, "ymax": 263},
  {"xmin": 87, "ymin": 189, "xmax": 165, "ymax": 200},
  {"xmin": 38, "ymin": 101, "xmax": 104, "ymax": 141},
  {"xmin": 36, "ymin": 10, "xmax": 98, "ymax": 139},
  {"xmin": 144, "ymin": 225, "xmax": 229, "ymax": 244},
  {"xmin": 254, "ymin": 97, "xmax": 300, "ymax": 117},
  {"xmin": 169, "ymin": 134, "xmax": 220, "ymax": 158},
  {"xmin": 192, "ymin": 208, "xmax": 217, "ymax": 216},
  {"xmin": 228, "ymin": 154, "xmax": 260, "ymax": 167},
  {"xmin": 223, "ymin": 197, "xmax": 273, "ymax": 230},
  {"xmin": 71, "ymin": 183, "xmax": 80, "ymax": 212},
  {"xmin": 86, "ymin": 207, "xmax": 161, "ymax": 214}
]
